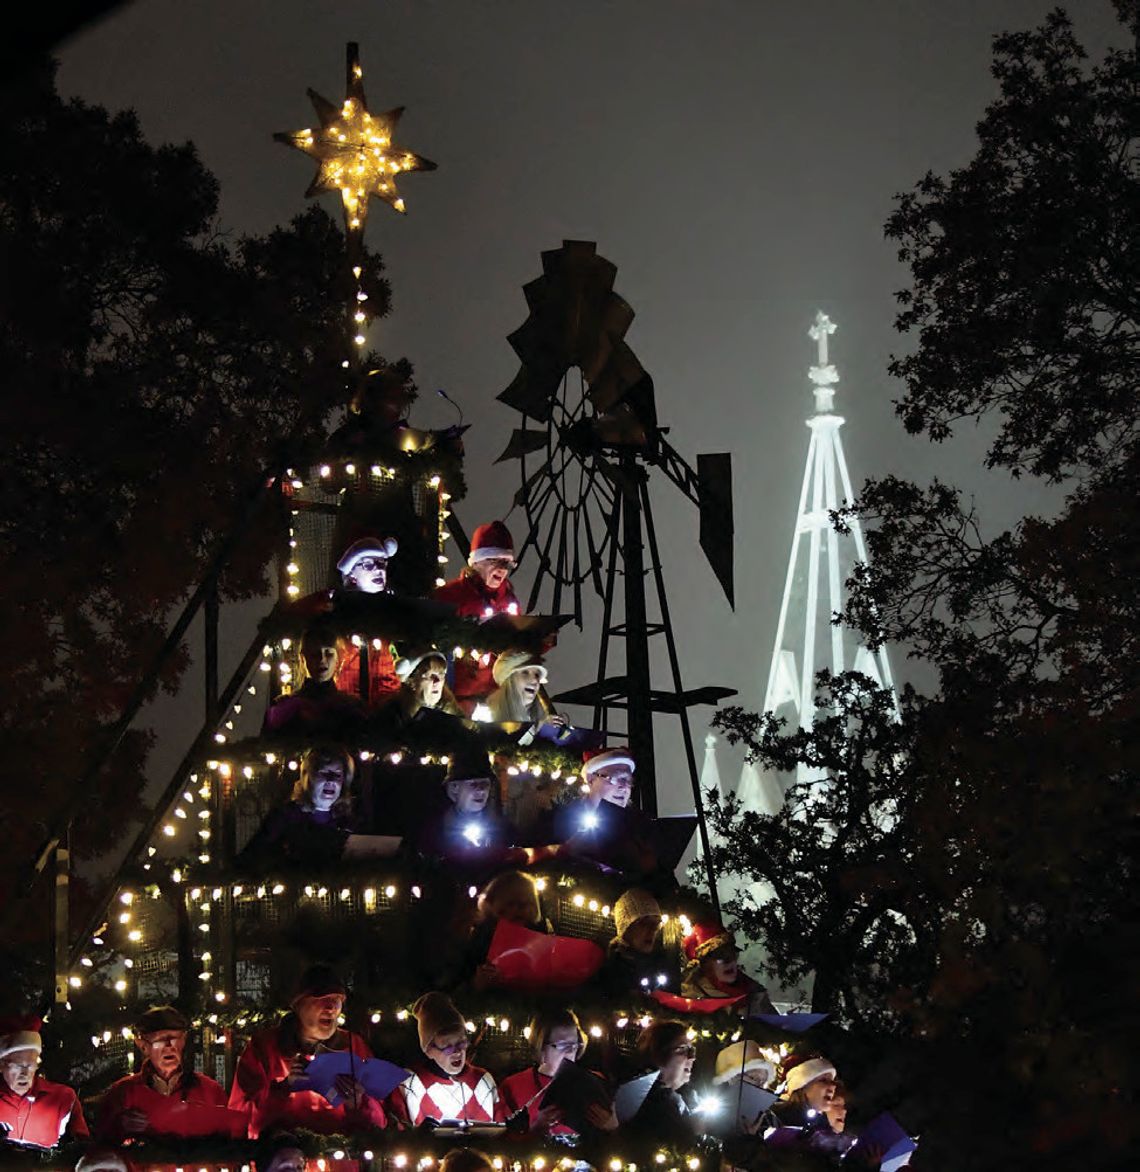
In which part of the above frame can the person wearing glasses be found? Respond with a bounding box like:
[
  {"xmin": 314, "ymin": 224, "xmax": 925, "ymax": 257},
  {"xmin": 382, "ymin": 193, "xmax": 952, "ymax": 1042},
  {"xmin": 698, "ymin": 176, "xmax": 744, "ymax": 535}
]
[
  {"xmin": 95, "ymin": 1005, "xmax": 227, "ymax": 1142},
  {"xmin": 390, "ymin": 993, "xmax": 500, "ymax": 1126},
  {"xmin": 627, "ymin": 1019, "xmax": 700, "ymax": 1144},
  {"xmin": 433, "ymin": 521, "xmax": 522, "ymax": 704},
  {"xmin": 680, "ymin": 921, "xmax": 776, "ymax": 1014},
  {"xmin": 0, "ymin": 1016, "xmax": 87, "ymax": 1149},
  {"xmin": 499, "ymin": 1008, "xmax": 617, "ymax": 1139},
  {"xmin": 551, "ymin": 749, "xmax": 660, "ymax": 877},
  {"xmin": 229, "ymin": 965, "xmax": 389, "ymax": 1137}
]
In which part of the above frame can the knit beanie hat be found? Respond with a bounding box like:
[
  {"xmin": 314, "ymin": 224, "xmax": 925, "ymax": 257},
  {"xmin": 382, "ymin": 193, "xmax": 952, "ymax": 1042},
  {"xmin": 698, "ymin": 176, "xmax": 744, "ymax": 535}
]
[
  {"xmin": 413, "ymin": 992, "xmax": 466, "ymax": 1054},
  {"xmin": 491, "ymin": 650, "xmax": 547, "ymax": 688},
  {"xmin": 613, "ymin": 888, "xmax": 661, "ymax": 942},
  {"xmin": 290, "ymin": 963, "xmax": 347, "ymax": 1007},
  {"xmin": 468, "ymin": 521, "xmax": 514, "ymax": 565},
  {"xmin": 783, "ymin": 1054, "xmax": 837, "ymax": 1095},
  {"xmin": 133, "ymin": 1005, "xmax": 190, "ymax": 1036},
  {"xmin": 712, "ymin": 1040, "xmax": 776, "ymax": 1087},
  {"xmin": 0, "ymin": 1015, "xmax": 42, "ymax": 1059}
]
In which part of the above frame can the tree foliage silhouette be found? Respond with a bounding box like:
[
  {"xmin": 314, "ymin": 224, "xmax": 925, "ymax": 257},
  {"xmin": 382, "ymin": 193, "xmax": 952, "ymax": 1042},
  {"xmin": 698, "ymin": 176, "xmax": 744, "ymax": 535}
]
[
  {"xmin": 0, "ymin": 61, "xmax": 411, "ymax": 939},
  {"xmin": 704, "ymin": 10, "xmax": 1138, "ymax": 1168}
]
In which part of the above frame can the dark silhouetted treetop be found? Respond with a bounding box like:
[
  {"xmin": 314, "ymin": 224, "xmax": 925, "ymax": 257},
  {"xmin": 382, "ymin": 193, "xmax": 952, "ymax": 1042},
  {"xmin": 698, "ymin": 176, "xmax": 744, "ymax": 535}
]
[
  {"xmin": 0, "ymin": 60, "xmax": 408, "ymax": 929},
  {"xmin": 885, "ymin": 9, "xmax": 1138, "ymax": 483}
]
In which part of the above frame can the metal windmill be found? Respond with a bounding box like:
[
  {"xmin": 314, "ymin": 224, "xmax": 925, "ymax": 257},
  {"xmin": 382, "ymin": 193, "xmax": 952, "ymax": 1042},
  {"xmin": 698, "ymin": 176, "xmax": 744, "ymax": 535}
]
[{"xmin": 494, "ymin": 240, "xmax": 736, "ymax": 882}]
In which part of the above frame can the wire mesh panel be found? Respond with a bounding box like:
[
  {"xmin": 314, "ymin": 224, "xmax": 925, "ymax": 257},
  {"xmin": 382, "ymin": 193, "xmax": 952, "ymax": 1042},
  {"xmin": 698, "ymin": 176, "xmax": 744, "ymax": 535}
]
[
  {"xmin": 553, "ymin": 890, "xmax": 617, "ymax": 944},
  {"xmin": 285, "ymin": 464, "xmax": 446, "ymax": 601}
]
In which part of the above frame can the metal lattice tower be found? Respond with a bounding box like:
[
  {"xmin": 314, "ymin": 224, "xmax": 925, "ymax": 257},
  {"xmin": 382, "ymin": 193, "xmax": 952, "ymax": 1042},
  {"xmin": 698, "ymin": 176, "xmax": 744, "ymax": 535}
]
[{"xmin": 737, "ymin": 311, "xmax": 896, "ymax": 810}]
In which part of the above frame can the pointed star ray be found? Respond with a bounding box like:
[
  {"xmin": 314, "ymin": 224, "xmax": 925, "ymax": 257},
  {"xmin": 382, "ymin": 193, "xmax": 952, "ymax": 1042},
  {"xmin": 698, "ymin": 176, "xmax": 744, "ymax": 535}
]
[{"xmin": 274, "ymin": 45, "xmax": 436, "ymax": 238}]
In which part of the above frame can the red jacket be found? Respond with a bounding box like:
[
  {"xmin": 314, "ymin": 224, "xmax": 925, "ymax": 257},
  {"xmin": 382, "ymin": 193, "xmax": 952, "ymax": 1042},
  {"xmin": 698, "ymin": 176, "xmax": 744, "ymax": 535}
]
[
  {"xmin": 228, "ymin": 1020, "xmax": 388, "ymax": 1138},
  {"xmin": 96, "ymin": 1067, "xmax": 227, "ymax": 1143},
  {"xmin": 499, "ymin": 1066, "xmax": 577, "ymax": 1137},
  {"xmin": 388, "ymin": 1059, "xmax": 501, "ymax": 1126},
  {"xmin": 433, "ymin": 572, "xmax": 521, "ymax": 701},
  {"xmin": 0, "ymin": 1076, "xmax": 88, "ymax": 1149}
]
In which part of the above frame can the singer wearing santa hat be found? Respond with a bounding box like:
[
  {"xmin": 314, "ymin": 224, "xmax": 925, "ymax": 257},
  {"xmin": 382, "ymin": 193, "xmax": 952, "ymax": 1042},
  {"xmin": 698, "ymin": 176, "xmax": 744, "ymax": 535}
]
[{"xmin": 0, "ymin": 1016, "xmax": 88, "ymax": 1149}]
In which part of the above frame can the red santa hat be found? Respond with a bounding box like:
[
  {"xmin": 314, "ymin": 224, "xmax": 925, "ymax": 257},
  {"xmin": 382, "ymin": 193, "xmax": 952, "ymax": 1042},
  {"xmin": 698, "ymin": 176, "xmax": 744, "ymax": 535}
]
[
  {"xmin": 682, "ymin": 920, "xmax": 738, "ymax": 964},
  {"xmin": 782, "ymin": 1053, "xmax": 837, "ymax": 1095},
  {"xmin": 583, "ymin": 746, "xmax": 636, "ymax": 777},
  {"xmin": 0, "ymin": 1014, "xmax": 42, "ymax": 1059},
  {"xmin": 468, "ymin": 521, "xmax": 515, "ymax": 566},
  {"xmin": 336, "ymin": 535, "xmax": 398, "ymax": 576}
]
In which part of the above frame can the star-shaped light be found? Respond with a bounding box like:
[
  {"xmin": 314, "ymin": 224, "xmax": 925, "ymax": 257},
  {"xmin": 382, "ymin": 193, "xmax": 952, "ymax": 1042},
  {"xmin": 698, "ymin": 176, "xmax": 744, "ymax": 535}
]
[{"xmin": 275, "ymin": 43, "xmax": 436, "ymax": 237}]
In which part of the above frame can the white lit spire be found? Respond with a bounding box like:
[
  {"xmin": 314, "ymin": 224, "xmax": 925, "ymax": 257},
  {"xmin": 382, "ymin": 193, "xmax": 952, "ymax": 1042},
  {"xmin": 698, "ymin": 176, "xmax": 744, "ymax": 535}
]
[{"xmin": 740, "ymin": 311, "xmax": 897, "ymax": 802}]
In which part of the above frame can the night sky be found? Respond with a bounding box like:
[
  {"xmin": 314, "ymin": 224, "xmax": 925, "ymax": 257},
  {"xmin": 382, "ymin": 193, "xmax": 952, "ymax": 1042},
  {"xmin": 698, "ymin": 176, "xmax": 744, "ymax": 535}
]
[{"xmin": 56, "ymin": 1, "xmax": 1125, "ymax": 824}]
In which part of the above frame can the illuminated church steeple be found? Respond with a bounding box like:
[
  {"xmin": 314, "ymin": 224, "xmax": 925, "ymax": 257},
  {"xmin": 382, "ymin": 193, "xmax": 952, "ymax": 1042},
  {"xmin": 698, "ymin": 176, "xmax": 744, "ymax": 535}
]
[{"xmin": 737, "ymin": 311, "xmax": 897, "ymax": 812}]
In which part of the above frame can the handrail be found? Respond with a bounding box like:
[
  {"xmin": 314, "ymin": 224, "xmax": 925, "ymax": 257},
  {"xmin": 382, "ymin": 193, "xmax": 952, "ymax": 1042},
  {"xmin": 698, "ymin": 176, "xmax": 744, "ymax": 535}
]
[
  {"xmin": 67, "ymin": 627, "xmax": 270, "ymax": 969},
  {"xmin": 5, "ymin": 463, "xmax": 284, "ymax": 935}
]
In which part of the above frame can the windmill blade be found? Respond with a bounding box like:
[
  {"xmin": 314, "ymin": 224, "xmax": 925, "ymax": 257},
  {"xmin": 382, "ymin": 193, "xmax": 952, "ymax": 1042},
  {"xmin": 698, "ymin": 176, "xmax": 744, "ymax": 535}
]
[
  {"xmin": 698, "ymin": 452, "xmax": 735, "ymax": 609},
  {"xmin": 551, "ymin": 508, "xmax": 570, "ymax": 617},
  {"xmin": 528, "ymin": 508, "xmax": 564, "ymax": 614},
  {"xmin": 582, "ymin": 505, "xmax": 607, "ymax": 601},
  {"xmin": 586, "ymin": 340, "xmax": 648, "ymax": 412},
  {"xmin": 571, "ymin": 506, "xmax": 584, "ymax": 624},
  {"xmin": 514, "ymin": 456, "xmax": 554, "ymax": 509},
  {"xmin": 514, "ymin": 470, "xmax": 562, "ymax": 566},
  {"xmin": 494, "ymin": 428, "xmax": 548, "ymax": 464}
]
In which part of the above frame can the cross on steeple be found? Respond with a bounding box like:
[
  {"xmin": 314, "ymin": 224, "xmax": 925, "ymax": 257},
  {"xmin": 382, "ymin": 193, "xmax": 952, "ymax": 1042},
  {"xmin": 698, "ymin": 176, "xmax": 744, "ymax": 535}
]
[{"xmin": 808, "ymin": 310, "xmax": 839, "ymax": 413}]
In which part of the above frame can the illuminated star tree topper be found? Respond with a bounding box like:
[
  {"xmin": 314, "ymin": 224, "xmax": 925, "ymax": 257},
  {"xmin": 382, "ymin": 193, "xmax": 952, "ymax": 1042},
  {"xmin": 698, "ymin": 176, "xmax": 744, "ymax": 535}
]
[{"xmin": 275, "ymin": 42, "xmax": 436, "ymax": 241}]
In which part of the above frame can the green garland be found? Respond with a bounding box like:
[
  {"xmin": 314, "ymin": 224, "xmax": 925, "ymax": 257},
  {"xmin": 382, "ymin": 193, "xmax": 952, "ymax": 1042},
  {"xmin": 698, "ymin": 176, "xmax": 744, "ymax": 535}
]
[{"xmin": 258, "ymin": 599, "xmax": 560, "ymax": 657}]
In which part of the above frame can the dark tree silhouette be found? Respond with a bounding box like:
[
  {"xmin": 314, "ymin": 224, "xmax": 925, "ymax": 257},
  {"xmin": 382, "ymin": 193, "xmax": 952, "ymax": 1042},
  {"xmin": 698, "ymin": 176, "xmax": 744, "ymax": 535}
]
[
  {"xmin": 0, "ymin": 61, "xmax": 410, "ymax": 940},
  {"xmin": 704, "ymin": 10, "xmax": 1138, "ymax": 1169}
]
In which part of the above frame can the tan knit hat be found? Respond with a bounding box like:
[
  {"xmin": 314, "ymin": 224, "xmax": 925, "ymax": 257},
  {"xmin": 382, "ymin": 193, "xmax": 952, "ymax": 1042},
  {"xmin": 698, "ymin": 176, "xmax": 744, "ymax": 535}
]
[
  {"xmin": 712, "ymin": 1040, "xmax": 776, "ymax": 1087},
  {"xmin": 613, "ymin": 888, "xmax": 662, "ymax": 942},
  {"xmin": 492, "ymin": 650, "xmax": 547, "ymax": 688},
  {"xmin": 412, "ymin": 992, "xmax": 465, "ymax": 1053}
]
